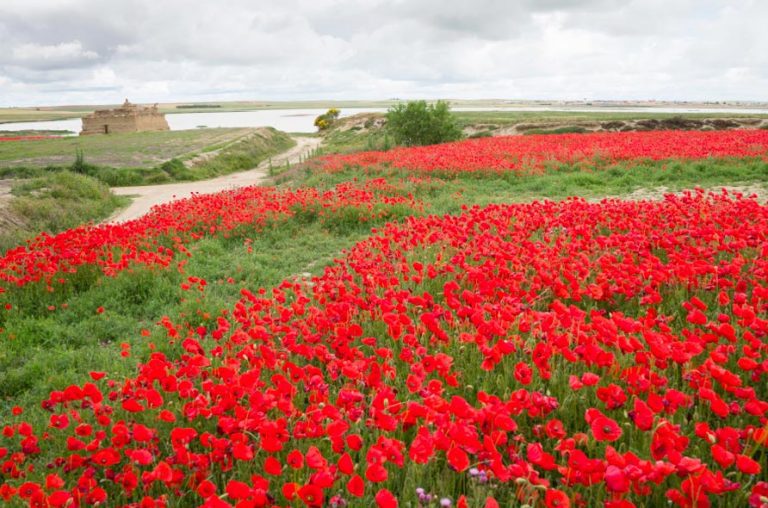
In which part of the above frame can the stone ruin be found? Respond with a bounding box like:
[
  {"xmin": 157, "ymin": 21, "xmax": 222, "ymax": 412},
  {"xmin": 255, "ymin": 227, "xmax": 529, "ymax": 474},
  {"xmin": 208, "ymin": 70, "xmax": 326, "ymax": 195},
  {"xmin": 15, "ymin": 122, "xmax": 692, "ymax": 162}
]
[{"xmin": 80, "ymin": 99, "xmax": 170, "ymax": 135}]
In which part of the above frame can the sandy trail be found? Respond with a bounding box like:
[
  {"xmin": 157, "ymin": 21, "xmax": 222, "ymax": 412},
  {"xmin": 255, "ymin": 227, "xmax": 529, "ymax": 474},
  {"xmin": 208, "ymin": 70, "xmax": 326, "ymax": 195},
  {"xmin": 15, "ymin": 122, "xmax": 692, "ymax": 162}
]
[
  {"xmin": 108, "ymin": 136, "xmax": 321, "ymax": 223},
  {"xmin": 591, "ymin": 184, "xmax": 768, "ymax": 203}
]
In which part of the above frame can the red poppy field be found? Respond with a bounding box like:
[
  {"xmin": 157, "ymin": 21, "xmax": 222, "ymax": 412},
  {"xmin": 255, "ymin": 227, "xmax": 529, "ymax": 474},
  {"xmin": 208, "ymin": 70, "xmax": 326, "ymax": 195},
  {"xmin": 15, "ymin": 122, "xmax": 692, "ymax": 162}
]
[
  {"xmin": 0, "ymin": 131, "xmax": 767, "ymax": 508},
  {"xmin": 319, "ymin": 130, "xmax": 768, "ymax": 173},
  {"xmin": 0, "ymin": 136, "xmax": 59, "ymax": 142},
  {"xmin": 0, "ymin": 178, "xmax": 421, "ymax": 292}
]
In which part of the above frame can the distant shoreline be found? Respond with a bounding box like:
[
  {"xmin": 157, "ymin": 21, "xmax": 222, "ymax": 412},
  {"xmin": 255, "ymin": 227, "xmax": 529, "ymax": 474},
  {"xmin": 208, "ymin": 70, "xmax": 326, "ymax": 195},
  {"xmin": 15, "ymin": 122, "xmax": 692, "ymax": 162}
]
[{"xmin": 2, "ymin": 100, "xmax": 768, "ymax": 128}]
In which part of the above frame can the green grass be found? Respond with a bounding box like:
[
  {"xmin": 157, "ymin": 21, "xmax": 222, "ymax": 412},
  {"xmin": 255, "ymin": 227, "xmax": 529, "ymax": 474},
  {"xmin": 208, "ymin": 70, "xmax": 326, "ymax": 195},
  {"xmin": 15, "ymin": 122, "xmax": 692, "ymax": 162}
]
[
  {"xmin": 453, "ymin": 109, "xmax": 768, "ymax": 126},
  {"xmin": 183, "ymin": 128, "xmax": 295, "ymax": 181},
  {"xmin": 319, "ymin": 123, "xmax": 392, "ymax": 154},
  {"xmin": 0, "ymin": 108, "xmax": 84, "ymax": 123},
  {"xmin": 0, "ymin": 128, "xmax": 295, "ymax": 186},
  {"xmin": 0, "ymin": 129, "xmax": 74, "ymax": 136},
  {"xmin": 297, "ymin": 156, "xmax": 768, "ymax": 206},
  {"xmin": 0, "ymin": 128, "xmax": 257, "ymax": 169},
  {"xmin": 0, "ymin": 172, "xmax": 128, "ymax": 252},
  {"xmin": 521, "ymin": 125, "xmax": 590, "ymax": 135}
]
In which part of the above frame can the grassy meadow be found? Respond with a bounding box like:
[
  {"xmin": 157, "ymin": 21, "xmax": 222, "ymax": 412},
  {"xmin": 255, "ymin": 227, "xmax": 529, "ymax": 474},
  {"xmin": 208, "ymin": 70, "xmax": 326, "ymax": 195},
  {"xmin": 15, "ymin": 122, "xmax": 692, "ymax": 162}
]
[
  {"xmin": 0, "ymin": 127, "xmax": 295, "ymax": 185},
  {"xmin": 0, "ymin": 173, "xmax": 129, "ymax": 252},
  {"xmin": 0, "ymin": 128, "xmax": 256, "ymax": 169}
]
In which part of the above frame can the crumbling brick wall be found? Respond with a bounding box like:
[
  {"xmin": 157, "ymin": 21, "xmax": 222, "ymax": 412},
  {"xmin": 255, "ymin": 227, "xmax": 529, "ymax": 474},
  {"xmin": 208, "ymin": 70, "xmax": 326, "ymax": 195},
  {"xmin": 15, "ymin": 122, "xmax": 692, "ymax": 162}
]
[{"xmin": 80, "ymin": 100, "xmax": 170, "ymax": 135}]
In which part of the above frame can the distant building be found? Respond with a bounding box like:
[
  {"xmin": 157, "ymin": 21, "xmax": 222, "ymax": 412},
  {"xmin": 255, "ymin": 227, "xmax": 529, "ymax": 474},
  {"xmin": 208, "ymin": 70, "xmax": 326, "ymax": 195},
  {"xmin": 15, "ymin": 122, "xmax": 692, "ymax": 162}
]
[{"xmin": 80, "ymin": 99, "xmax": 170, "ymax": 135}]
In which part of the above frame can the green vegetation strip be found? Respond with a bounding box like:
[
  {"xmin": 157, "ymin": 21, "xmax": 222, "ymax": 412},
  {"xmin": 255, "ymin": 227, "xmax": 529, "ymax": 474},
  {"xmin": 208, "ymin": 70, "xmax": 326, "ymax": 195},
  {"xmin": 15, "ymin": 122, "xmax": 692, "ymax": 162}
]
[
  {"xmin": 294, "ymin": 156, "xmax": 768, "ymax": 208},
  {"xmin": 453, "ymin": 109, "xmax": 768, "ymax": 125},
  {"xmin": 0, "ymin": 128, "xmax": 256, "ymax": 169},
  {"xmin": 0, "ymin": 127, "xmax": 295, "ymax": 186}
]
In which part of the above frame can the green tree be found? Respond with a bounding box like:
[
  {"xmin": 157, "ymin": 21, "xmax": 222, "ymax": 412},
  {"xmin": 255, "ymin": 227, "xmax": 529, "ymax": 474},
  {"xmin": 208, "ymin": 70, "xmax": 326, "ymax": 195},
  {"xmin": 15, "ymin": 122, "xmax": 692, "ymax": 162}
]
[{"xmin": 385, "ymin": 100, "xmax": 463, "ymax": 147}]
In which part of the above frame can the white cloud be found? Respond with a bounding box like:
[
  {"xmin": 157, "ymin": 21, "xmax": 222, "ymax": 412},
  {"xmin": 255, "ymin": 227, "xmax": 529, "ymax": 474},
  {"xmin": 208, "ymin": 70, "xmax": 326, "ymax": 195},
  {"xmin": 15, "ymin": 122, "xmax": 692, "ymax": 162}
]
[
  {"xmin": 11, "ymin": 41, "xmax": 98, "ymax": 69},
  {"xmin": 0, "ymin": 0, "xmax": 766, "ymax": 106}
]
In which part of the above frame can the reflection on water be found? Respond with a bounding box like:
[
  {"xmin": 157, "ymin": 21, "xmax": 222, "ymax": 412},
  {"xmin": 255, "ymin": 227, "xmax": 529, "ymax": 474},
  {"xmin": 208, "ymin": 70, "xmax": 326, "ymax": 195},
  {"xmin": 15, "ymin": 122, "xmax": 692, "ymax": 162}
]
[
  {"xmin": 0, "ymin": 118, "xmax": 82, "ymax": 134},
  {"xmin": 2, "ymin": 106, "xmax": 768, "ymax": 135}
]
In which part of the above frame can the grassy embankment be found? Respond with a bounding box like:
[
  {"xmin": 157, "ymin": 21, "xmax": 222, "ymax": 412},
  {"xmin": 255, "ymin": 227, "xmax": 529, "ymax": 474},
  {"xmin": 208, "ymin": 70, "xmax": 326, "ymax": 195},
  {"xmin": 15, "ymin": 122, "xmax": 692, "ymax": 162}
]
[
  {"xmin": 0, "ymin": 127, "xmax": 294, "ymax": 185},
  {"xmin": 0, "ymin": 173, "xmax": 129, "ymax": 252},
  {"xmin": 0, "ymin": 128, "xmax": 254, "ymax": 168}
]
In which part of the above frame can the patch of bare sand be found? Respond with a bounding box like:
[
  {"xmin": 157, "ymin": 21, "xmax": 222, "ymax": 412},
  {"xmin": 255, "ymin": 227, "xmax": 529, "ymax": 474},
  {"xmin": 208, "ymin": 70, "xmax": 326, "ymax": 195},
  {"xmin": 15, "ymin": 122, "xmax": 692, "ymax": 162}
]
[
  {"xmin": 0, "ymin": 180, "xmax": 26, "ymax": 234},
  {"xmin": 592, "ymin": 184, "xmax": 768, "ymax": 203}
]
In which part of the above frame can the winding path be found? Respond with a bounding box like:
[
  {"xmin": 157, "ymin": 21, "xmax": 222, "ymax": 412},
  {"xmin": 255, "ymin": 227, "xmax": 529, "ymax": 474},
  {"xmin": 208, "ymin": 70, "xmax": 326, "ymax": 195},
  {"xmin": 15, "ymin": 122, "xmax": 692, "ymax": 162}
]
[{"xmin": 108, "ymin": 136, "xmax": 321, "ymax": 223}]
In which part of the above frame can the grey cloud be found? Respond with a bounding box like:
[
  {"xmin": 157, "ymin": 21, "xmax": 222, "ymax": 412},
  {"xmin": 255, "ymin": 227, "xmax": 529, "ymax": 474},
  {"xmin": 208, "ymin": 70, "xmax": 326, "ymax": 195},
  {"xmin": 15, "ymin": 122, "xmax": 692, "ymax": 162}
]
[
  {"xmin": 10, "ymin": 41, "xmax": 99, "ymax": 70},
  {"xmin": 0, "ymin": 0, "xmax": 766, "ymax": 106},
  {"xmin": 0, "ymin": 6, "xmax": 133, "ymax": 59}
]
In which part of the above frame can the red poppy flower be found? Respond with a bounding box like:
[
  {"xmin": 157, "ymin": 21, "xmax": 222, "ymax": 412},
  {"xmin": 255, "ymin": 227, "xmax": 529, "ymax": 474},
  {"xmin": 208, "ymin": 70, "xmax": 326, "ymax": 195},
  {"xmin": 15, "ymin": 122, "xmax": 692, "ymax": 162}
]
[
  {"xmin": 347, "ymin": 474, "xmax": 365, "ymax": 497},
  {"xmin": 447, "ymin": 445, "xmax": 470, "ymax": 472},
  {"xmin": 736, "ymin": 454, "xmax": 761, "ymax": 475},
  {"xmin": 375, "ymin": 488, "xmax": 398, "ymax": 508},
  {"xmin": 264, "ymin": 456, "xmax": 282, "ymax": 475},
  {"xmin": 196, "ymin": 480, "xmax": 216, "ymax": 499},
  {"xmin": 604, "ymin": 465, "xmax": 630, "ymax": 493},
  {"xmin": 544, "ymin": 488, "xmax": 570, "ymax": 508},
  {"xmin": 590, "ymin": 416, "xmax": 623, "ymax": 442},
  {"xmin": 338, "ymin": 452, "xmax": 354, "ymax": 475},
  {"xmin": 225, "ymin": 480, "xmax": 251, "ymax": 500},
  {"xmin": 298, "ymin": 484, "xmax": 324, "ymax": 507},
  {"xmin": 45, "ymin": 474, "xmax": 64, "ymax": 490},
  {"xmin": 711, "ymin": 444, "xmax": 735, "ymax": 469},
  {"xmin": 17, "ymin": 482, "xmax": 42, "ymax": 499},
  {"xmin": 305, "ymin": 446, "xmax": 328, "ymax": 470},
  {"xmin": 287, "ymin": 449, "xmax": 304, "ymax": 469},
  {"xmin": 365, "ymin": 463, "xmax": 388, "ymax": 483},
  {"xmin": 628, "ymin": 398, "xmax": 655, "ymax": 431}
]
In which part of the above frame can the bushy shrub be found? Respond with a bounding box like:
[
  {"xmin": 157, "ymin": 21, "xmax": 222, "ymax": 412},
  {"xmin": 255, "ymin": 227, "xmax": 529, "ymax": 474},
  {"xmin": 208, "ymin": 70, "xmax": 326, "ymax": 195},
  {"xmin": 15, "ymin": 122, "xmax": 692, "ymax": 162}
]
[
  {"xmin": 159, "ymin": 158, "xmax": 193, "ymax": 180},
  {"xmin": 314, "ymin": 108, "xmax": 341, "ymax": 131},
  {"xmin": 70, "ymin": 149, "xmax": 99, "ymax": 175},
  {"xmin": 386, "ymin": 100, "xmax": 462, "ymax": 146}
]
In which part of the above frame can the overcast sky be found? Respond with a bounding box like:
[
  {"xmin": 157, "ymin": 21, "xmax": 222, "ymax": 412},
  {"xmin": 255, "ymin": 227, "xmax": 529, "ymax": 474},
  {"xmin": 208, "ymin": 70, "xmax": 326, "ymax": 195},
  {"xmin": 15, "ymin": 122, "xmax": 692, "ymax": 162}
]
[{"xmin": 1, "ymin": 0, "xmax": 766, "ymax": 106}]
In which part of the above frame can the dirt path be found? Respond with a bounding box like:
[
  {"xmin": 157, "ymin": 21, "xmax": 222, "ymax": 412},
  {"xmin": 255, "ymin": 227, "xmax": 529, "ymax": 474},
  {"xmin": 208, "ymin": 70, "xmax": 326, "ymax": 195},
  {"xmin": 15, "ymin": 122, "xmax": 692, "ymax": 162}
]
[
  {"xmin": 108, "ymin": 136, "xmax": 321, "ymax": 223},
  {"xmin": 592, "ymin": 184, "xmax": 768, "ymax": 203}
]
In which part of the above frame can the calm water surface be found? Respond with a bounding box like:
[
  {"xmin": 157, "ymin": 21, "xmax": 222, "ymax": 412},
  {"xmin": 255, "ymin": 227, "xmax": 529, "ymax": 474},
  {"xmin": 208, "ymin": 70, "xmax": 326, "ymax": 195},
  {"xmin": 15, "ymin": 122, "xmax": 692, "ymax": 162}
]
[
  {"xmin": 2, "ymin": 106, "xmax": 768, "ymax": 135},
  {"xmin": 0, "ymin": 108, "xmax": 387, "ymax": 134}
]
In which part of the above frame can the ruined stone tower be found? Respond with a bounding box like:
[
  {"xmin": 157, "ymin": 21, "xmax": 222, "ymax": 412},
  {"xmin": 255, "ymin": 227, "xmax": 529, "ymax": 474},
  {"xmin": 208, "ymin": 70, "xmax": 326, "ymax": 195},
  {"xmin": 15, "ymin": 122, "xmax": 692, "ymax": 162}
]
[{"xmin": 80, "ymin": 99, "xmax": 170, "ymax": 135}]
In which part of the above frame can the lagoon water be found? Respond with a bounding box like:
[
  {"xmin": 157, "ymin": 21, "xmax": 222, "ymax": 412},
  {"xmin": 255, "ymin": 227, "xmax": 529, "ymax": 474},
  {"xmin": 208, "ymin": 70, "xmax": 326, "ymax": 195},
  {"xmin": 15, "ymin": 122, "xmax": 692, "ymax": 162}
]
[
  {"xmin": 2, "ymin": 106, "xmax": 768, "ymax": 135},
  {"xmin": 0, "ymin": 108, "xmax": 388, "ymax": 135}
]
